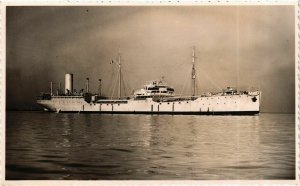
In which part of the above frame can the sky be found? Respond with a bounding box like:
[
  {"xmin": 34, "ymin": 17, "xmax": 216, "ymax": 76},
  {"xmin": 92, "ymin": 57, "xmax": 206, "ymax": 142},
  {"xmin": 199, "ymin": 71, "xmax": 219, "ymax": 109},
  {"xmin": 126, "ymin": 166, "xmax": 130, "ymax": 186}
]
[{"xmin": 6, "ymin": 6, "xmax": 295, "ymax": 112}]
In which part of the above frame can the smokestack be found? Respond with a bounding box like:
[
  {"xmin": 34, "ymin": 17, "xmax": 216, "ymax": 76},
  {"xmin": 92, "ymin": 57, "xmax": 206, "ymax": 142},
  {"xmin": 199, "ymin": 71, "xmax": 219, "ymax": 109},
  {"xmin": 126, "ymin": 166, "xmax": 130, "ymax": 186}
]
[
  {"xmin": 65, "ymin": 73, "xmax": 73, "ymax": 95},
  {"xmin": 86, "ymin": 78, "xmax": 89, "ymax": 93}
]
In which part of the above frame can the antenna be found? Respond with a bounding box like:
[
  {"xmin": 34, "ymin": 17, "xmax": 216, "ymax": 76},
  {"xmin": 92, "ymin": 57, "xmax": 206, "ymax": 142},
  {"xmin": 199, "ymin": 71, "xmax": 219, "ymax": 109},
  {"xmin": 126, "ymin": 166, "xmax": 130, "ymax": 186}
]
[{"xmin": 192, "ymin": 46, "xmax": 196, "ymax": 96}]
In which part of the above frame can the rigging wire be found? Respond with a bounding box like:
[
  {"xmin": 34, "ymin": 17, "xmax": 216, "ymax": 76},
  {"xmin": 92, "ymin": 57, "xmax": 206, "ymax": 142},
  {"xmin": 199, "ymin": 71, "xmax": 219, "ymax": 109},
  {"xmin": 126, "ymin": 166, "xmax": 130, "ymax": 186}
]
[
  {"xmin": 118, "ymin": 58, "xmax": 133, "ymax": 98},
  {"xmin": 121, "ymin": 74, "xmax": 127, "ymax": 97},
  {"xmin": 108, "ymin": 64, "xmax": 115, "ymax": 97},
  {"xmin": 123, "ymin": 72, "xmax": 133, "ymax": 97},
  {"xmin": 197, "ymin": 67, "xmax": 222, "ymax": 91},
  {"xmin": 179, "ymin": 67, "xmax": 192, "ymax": 97},
  {"xmin": 108, "ymin": 55, "xmax": 133, "ymax": 99},
  {"xmin": 120, "ymin": 65, "xmax": 130, "ymax": 97},
  {"xmin": 110, "ymin": 65, "xmax": 119, "ymax": 99},
  {"xmin": 107, "ymin": 48, "xmax": 223, "ymax": 98}
]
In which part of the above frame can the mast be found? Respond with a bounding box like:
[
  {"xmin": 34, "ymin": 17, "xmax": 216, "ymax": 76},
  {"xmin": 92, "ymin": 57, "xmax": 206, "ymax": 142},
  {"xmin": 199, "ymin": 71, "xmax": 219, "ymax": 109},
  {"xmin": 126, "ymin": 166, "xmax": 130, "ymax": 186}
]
[
  {"xmin": 192, "ymin": 46, "xmax": 196, "ymax": 96},
  {"xmin": 86, "ymin": 78, "xmax": 89, "ymax": 93},
  {"xmin": 98, "ymin": 79, "xmax": 102, "ymax": 97},
  {"xmin": 58, "ymin": 82, "xmax": 61, "ymax": 95},
  {"xmin": 118, "ymin": 52, "xmax": 121, "ymax": 99},
  {"xmin": 50, "ymin": 81, "xmax": 53, "ymax": 96}
]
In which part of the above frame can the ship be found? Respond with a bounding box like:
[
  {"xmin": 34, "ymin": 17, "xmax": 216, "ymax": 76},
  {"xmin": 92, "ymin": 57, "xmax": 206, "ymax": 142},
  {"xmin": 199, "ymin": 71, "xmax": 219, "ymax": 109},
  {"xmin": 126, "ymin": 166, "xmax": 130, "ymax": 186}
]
[{"xmin": 37, "ymin": 47, "xmax": 261, "ymax": 115}]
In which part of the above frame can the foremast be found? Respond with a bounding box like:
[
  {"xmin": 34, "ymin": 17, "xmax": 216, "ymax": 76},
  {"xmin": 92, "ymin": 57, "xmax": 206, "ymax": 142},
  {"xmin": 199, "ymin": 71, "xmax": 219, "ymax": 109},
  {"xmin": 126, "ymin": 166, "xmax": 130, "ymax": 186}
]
[{"xmin": 111, "ymin": 51, "xmax": 122, "ymax": 99}]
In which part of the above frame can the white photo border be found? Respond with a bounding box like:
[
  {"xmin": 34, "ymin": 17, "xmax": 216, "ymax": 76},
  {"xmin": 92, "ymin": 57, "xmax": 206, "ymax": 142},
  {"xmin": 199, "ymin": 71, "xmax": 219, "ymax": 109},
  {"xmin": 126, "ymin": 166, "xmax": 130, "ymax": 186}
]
[{"xmin": 0, "ymin": 1, "xmax": 298, "ymax": 185}]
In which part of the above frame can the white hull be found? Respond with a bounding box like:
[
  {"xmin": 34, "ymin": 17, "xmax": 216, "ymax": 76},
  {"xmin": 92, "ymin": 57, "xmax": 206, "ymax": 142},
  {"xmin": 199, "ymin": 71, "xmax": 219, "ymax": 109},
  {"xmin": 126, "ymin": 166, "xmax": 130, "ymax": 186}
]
[{"xmin": 37, "ymin": 93, "xmax": 260, "ymax": 115}]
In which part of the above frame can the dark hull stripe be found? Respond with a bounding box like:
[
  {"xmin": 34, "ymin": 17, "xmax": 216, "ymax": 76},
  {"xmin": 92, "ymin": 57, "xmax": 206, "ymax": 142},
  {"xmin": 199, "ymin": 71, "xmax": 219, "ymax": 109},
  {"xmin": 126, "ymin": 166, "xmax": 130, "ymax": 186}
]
[{"xmin": 50, "ymin": 111, "xmax": 260, "ymax": 115}]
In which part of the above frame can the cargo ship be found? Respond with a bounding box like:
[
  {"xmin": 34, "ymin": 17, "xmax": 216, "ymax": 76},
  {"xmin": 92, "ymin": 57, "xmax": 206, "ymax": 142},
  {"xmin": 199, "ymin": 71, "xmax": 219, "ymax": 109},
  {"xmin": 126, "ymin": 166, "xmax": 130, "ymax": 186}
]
[{"xmin": 37, "ymin": 48, "xmax": 261, "ymax": 115}]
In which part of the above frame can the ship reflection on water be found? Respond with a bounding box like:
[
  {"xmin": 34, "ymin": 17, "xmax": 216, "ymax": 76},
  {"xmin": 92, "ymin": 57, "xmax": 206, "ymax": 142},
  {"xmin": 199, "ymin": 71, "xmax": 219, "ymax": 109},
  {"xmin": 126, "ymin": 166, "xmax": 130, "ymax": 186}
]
[{"xmin": 6, "ymin": 112, "xmax": 295, "ymax": 180}]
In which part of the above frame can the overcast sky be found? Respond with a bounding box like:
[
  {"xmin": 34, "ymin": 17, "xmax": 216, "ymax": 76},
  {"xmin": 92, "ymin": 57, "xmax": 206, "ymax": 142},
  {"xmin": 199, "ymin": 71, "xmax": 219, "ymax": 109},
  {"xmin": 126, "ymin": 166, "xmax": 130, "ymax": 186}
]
[{"xmin": 6, "ymin": 6, "xmax": 295, "ymax": 112}]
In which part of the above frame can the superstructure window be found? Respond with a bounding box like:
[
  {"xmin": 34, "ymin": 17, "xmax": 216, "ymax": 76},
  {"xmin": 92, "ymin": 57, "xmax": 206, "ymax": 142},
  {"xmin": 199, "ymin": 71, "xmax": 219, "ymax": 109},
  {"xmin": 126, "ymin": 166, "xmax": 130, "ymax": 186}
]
[{"xmin": 148, "ymin": 87, "xmax": 159, "ymax": 90}]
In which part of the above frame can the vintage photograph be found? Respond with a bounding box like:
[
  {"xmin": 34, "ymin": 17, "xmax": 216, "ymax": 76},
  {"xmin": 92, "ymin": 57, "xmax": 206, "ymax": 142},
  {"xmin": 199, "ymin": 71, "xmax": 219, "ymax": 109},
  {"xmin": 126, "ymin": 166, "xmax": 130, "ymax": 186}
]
[{"xmin": 5, "ymin": 5, "xmax": 295, "ymax": 180}]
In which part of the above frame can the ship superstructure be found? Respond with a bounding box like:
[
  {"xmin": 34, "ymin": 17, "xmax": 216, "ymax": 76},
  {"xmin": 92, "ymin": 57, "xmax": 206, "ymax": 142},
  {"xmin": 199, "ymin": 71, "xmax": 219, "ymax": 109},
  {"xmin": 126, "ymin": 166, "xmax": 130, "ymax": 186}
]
[{"xmin": 37, "ymin": 48, "xmax": 261, "ymax": 115}]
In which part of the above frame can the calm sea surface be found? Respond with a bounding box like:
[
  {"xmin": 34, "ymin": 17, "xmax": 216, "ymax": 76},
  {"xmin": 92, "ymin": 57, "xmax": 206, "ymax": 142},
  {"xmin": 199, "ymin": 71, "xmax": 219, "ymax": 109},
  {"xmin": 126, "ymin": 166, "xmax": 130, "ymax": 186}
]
[{"xmin": 6, "ymin": 112, "xmax": 295, "ymax": 180}]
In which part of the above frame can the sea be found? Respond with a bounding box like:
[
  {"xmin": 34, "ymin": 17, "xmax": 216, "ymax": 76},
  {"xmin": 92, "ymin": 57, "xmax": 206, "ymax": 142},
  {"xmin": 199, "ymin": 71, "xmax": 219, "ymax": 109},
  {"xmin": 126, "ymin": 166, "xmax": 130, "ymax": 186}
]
[{"xmin": 5, "ymin": 112, "xmax": 295, "ymax": 180}]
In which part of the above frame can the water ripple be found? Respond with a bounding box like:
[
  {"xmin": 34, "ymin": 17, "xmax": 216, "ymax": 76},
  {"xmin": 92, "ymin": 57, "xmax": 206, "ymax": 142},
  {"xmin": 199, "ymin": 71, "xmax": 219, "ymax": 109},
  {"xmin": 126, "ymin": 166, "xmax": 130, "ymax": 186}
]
[{"xmin": 6, "ymin": 112, "xmax": 295, "ymax": 180}]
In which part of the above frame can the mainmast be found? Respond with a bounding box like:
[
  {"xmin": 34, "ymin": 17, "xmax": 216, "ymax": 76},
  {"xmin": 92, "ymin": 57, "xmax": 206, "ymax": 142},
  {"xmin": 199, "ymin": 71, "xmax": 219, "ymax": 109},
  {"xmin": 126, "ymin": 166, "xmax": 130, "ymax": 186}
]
[
  {"xmin": 192, "ymin": 46, "xmax": 196, "ymax": 96},
  {"xmin": 118, "ymin": 52, "xmax": 121, "ymax": 99}
]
